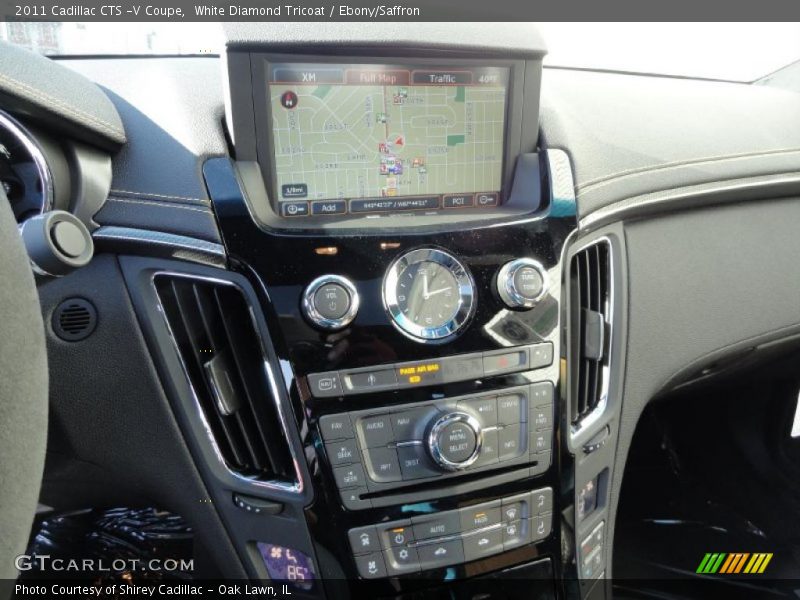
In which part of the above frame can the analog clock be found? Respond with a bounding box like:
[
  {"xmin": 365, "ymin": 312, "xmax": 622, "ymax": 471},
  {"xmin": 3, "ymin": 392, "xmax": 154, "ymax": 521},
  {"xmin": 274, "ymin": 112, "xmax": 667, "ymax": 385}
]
[{"xmin": 383, "ymin": 248, "xmax": 475, "ymax": 341}]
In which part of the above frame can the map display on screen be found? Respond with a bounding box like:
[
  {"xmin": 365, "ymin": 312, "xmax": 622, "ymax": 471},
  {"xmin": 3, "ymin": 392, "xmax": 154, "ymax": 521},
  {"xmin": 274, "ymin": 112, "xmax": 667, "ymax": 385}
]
[{"xmin": 268, "ymin": 64, "xmax": 509, "ymax": 209}]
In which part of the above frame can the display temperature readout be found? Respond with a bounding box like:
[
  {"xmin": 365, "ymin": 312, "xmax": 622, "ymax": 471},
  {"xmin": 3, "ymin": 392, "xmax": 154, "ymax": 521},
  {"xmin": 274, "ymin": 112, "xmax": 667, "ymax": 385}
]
[{"xmin": 256, "ymin": 542, "xmax": 316, "ymax": 591}]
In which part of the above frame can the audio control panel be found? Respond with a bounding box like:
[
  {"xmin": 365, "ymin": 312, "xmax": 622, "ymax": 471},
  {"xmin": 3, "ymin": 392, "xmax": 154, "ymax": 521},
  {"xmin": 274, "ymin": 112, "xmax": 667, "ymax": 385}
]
[
  {"xmin": 319, "ymin": 382, "xmax": 554, "ymax": 509},
  {"xmin": 348, "ymin": 487, "xmax": 553, "ymax": 578}
]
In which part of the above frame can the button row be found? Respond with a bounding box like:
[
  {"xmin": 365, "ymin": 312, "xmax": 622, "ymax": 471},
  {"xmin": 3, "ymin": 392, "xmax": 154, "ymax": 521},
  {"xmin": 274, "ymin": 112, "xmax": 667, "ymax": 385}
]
[
  {"xmin": 280, "ymin": 193, "xmax": 500, "ymax": 219},
  {"xmin": 319, "ymin": 382, "xmax": 555, "ymax": 509},
  {"xmin": 307, "ymin": 343, "xmax": 554, "ymax": 398},
  {"xmin": 350, "ymin": 488, "xmax": 553, "ymax": 577}
]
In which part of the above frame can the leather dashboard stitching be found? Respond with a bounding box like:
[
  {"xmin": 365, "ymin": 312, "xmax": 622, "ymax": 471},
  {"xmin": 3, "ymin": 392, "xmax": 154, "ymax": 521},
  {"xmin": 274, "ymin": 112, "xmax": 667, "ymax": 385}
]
[
  {"xmin": 105, "ymin": 197, "xmax": 213, "ymax": 214},
  {"xmin": 0, "ymin": 71, "xmax": 125, "ymax": 139},
  {"xmin": 576, "ymin": 146, "xmax": 800, "ymax": 195},
  {"xmin": 109, "ymin": 189, "xmax": 208, "ymax": 204}
]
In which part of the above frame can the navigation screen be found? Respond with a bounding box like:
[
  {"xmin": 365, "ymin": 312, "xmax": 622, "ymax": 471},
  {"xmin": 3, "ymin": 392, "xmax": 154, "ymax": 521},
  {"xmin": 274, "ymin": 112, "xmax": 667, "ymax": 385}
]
[{"xmin": 268, "ymin": 63, "xmax": 509, "ymax": 217}]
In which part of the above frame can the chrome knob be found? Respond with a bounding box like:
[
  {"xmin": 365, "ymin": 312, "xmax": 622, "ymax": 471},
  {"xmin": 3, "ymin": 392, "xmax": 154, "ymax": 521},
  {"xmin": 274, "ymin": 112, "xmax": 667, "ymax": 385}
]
[
  {"xmin": 427, "ymin": 412, "xmax": 482, "ymax": 471},
  {"xmin": 496, "ymin": 258, "xmax": 548, "ymax": 309},
  {"xmin": 301, "ymin": 275, "xmax": 360, "ymax": 330}
]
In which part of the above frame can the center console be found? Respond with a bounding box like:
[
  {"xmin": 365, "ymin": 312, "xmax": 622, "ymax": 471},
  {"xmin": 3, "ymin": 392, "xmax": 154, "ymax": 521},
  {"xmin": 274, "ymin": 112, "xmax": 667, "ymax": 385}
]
[{"xmin": 173, "ymin": 23, "xmax": 579, "ymax": 599}]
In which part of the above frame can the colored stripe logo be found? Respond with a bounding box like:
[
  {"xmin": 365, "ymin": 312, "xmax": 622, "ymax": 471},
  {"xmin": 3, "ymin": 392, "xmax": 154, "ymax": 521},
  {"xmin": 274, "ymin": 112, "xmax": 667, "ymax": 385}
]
[{"xmin": 696, "ymin": 553, "xmax": 773, "ymax": 574}]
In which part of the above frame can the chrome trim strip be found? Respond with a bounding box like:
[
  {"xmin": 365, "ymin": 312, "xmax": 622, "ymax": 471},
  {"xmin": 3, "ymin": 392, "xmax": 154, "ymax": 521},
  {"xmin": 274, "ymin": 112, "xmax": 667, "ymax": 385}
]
[
  {"xmin": 151, "ymin": 270, "xmax": 303, "ymax": 494},
  {"xmin": 301, "ymin": 274, "xmax": 360, "ymax": 330},
  {"xmin": 409, "ymin": 522, "xmax": 506, "ymax": 549},
  {"xmin": 93, "ymin": 226, "xmax": 226, "ymax": 267},
  {"xmin": 792, "ymin": 388, "xmax": 800, "ymax": 439},
  {"xmin": 569, "ymin": 236, "xmax": 615, "ymax": 441},
  {"xmin": 579, "ymin": 172, "xmax": 800, "ymax": 232},
  {"xmin": 0, "ymin": 109, "xmax": 54, "ymax": 216}
]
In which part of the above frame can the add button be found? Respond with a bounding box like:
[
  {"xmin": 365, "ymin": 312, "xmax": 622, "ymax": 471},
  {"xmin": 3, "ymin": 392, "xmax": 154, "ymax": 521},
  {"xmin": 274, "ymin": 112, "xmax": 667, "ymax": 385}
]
[{"xmin": 311, "ymin": 200, "xmax": 347, "ymax": 215}]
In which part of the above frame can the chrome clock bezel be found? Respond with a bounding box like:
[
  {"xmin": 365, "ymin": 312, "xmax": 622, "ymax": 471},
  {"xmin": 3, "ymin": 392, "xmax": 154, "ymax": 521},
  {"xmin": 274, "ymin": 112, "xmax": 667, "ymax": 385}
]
[{"xmin": 383, "ymin": 248, "xmax": 475, "ymax": 342}]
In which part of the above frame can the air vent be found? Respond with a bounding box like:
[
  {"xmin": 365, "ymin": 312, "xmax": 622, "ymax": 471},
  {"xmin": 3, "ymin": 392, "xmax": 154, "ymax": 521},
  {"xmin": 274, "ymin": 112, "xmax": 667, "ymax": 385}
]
[
  {"xmin": 154, "ymin": 275, "xmax": 296, "ymax": 486},
  {"xmin": 568, "ymin": 239, "xmax": 612, "ymax": 426},
  {"xmin": 53, "ymin": 298, "xmax": 97, "ymax": 341}
]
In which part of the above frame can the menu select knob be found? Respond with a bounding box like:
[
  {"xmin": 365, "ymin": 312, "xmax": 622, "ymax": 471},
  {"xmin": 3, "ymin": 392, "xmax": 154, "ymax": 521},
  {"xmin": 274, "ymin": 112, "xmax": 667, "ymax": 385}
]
[
  {"xmin": 302, "ymin": 274, "xmax": 360, "ymax": 330},
  {"xmin": 427, "ymin": 412, "xmax": 483, "ymax": 471},
  {"xmin": 496, "ymin": 258, "xmax": 548, "ymax": 309}
]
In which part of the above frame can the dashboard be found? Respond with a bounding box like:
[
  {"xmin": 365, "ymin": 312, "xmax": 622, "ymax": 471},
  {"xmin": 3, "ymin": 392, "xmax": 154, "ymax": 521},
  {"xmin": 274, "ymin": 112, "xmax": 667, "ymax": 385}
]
[{"xmin": 5, "ymin": 21, "xmax": 800, "ymax": 600}]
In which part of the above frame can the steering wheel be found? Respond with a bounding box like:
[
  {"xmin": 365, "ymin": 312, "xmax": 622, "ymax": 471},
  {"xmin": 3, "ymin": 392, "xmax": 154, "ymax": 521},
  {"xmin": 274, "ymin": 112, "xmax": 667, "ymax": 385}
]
[{"xmin": 0, "ymin": 188, "xmax": 48, "ymax": 580}]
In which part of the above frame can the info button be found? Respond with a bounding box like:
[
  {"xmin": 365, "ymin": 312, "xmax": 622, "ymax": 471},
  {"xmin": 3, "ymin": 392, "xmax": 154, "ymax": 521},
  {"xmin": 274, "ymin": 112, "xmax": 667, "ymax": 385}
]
[{"xmin": 443, "ymin": 194, "xmax": 475, "ymax": 209}]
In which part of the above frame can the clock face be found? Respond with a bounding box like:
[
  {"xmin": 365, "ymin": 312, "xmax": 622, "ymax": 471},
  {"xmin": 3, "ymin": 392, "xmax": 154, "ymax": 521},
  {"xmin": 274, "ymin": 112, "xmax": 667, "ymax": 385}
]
[{"xmin": 383, "ymin": 249, "xmax": 475, "ymax": 341}]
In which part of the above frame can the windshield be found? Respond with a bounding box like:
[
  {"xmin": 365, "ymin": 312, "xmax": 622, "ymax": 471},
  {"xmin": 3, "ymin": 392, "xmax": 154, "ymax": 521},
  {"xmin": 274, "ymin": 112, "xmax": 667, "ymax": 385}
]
[{"xmin": 2, "ymin": 22, "xmax": 800, "ymax": 82}]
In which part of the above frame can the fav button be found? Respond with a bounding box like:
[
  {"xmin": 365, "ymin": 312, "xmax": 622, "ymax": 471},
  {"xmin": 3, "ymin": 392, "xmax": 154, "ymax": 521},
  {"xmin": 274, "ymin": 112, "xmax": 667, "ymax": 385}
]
[{"xmin": 318, "ymin": 414, "xmax": 354, "ymax": 441}]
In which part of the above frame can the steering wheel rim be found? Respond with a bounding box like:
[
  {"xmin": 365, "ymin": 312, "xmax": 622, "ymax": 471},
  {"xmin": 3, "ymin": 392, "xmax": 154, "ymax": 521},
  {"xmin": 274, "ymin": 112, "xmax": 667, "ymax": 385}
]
[{"xmin": 0, "ymin": 188, "xmax": 48, "ymax": 581}]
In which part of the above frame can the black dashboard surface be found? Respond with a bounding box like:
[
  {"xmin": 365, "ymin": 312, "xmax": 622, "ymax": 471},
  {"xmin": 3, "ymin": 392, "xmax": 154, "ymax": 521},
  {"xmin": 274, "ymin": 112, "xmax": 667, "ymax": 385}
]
[{"xmin": 6, "ymin": 28, "xmax": 799, "ymax": 598}]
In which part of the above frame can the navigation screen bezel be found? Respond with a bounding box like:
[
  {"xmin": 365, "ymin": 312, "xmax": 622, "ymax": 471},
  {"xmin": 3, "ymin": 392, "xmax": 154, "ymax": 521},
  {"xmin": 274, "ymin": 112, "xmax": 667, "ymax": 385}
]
[
  {"xmin": 237, "ymin": 51, "xmax": 541, "ymax": 229},
  {"xmin": 264, "ymin": 61, "xmax": 511, "ymax": 211}
]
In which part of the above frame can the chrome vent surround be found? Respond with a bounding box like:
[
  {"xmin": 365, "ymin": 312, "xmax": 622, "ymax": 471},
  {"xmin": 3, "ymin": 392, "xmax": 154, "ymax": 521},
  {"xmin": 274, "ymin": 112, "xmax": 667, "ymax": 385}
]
[
  {"xmin": 568, "ymin": 238, "xmax": 613, "ymax": 430},
  {"xmin": 0, "ymin": 109, "xmax": 53, "ymax": 222},
  {"xmin": 154, "ymin": 274, "xmax": 300, "ymax": 491}
]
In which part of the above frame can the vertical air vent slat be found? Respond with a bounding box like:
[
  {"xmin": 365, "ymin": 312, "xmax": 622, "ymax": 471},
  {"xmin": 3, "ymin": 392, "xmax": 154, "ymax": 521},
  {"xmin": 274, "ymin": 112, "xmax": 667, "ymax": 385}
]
[
  {"xmin": 166, "ymin": 281, "xmax": 250, "ymax": 470},
  {"xmin": 569, "ymin": 240, "xmax": 612, "ymax": 426},
  {"xmin": 213, "ymin": 287, "xmax": 290, "ymax": 479},
  {"xmin": 155, "ymin": 275, "xmax": 295, "ymax": 485}
]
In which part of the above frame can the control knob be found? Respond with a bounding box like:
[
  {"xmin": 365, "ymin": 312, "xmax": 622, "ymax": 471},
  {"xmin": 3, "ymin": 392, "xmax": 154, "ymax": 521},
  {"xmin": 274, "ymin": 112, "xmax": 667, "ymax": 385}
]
[
  {"xmin": 496, "ymin": 258, "xmax": 548, "ymax": 309},
  {"xmin": 301, "ymin": 275, "xmax": 360, "ymax": 330},
  {"xmin": 427, "ymin": 412, "xmax": 483, "ymax": 471}
]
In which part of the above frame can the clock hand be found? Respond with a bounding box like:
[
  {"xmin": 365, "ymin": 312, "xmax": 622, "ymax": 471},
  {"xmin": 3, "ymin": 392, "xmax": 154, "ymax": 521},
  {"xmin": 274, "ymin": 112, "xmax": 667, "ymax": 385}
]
[
  {"xmin": 426, "ymin": 286, "xmax": 452, "ymax": 297},
  {"xmin": 422, "ymin": 273, "xmax": 430, "ymax": 299}
]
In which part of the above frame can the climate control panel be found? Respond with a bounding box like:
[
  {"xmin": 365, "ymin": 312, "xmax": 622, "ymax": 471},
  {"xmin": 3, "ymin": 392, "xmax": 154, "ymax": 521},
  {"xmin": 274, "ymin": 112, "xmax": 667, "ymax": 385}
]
[
  {"xmin": 348, "ymin": 488, "xmax": 553, "ymax": 578},
  {"xmin": 319, "ymin": 382, "xmax": 554, "ymax": 509}
]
